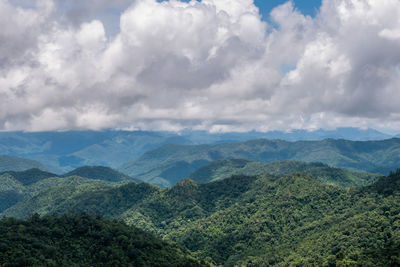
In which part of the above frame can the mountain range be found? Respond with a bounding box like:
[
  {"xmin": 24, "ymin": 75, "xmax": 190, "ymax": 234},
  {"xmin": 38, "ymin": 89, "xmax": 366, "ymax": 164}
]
[
  {"xmin": 2, "ymin": 168, "xmax": 398, "ymax": 266},
  {"xmin": 1, "ymin": 160, "xmax": 379, "ymax": 219},
  {"xmin": 0, "ymin": 130, "xmax": 399, "ymax": 265},
  {"xmin": 0, "ymin": 131, "xmax": 190, "ymax": 173},
  {"xmin": 0, "ymin": 128, "xmax": 395, "ymax": 173},
  {"xmin": 118, "ymin": 138, "xmax": 400, "ymax": 187},
  {"xmin": 187, "ymin": 159, "xmax": 379, "ymax": 187}
]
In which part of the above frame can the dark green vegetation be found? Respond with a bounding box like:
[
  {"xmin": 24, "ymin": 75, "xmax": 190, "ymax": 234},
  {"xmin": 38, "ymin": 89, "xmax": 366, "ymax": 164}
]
[
  {"xmin": 118, "ymin": 138, "xmax": 400, "ymax": 186},
  {"xmin": 169, "ymin": 173, "xmax": 400, "ymax": 266},
  {"xmin": 0, "ymin": 166, "xmax": 139, "ymax": 214},
  {"xmin": 3, "ymin": 161, "xmax": 376, "ymax": 219},
  {"xmin": 5, "ymin": 167, "xmax": 400, "ymax": 266},
  {"xmin": 0, "ymin": 213, "xmax": 206, "ymax": 267},
  {"xmin": 0, "ymin": 155, "xmax": 48, "ymax": 172},
  {"xmin": 188, "ymin": 159, "xmax": 379, "ymax": 187},
  {"xmin": 0, "ymin": 168, "xmax": 58, "ymax": 186},
  {"xmin": 63, "ymin": 166, "xmax": 141, "ymax": 183}
]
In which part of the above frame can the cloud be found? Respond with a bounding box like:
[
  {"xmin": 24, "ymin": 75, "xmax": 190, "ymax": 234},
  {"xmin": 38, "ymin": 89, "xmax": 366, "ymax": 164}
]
[{"xmin": 1, "ymin": 0, "xmax": 400, "ymax": 132}]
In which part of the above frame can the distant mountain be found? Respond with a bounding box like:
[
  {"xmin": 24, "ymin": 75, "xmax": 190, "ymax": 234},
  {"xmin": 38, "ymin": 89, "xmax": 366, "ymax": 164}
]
[
  {"xmin": 5, "ymin": 171, "xmax": 399, "ymax": 266},
  {"xmin": 0, "ymin": 131, "xmax": 191, "ymax": 173},
  {"xmin": 0, "ymin": 128, "xmax": 393, "ymax": 173},
  {"xmin": 118, "ymin": 138, "xmax": 400, "ymax": 186},
  {"xmin": 63, "ymin": 166, "xmax": 141, "ymax": 183},
  {"xmin": 0, "ymin": 155, "xmax": 49, "ymax": 172},
  {"xmin": 182, "ymin": 127, "xmax": 392, "ymax": 143},
  {"xmin": 188, "ymin": 159, "xmax": 379, "ymax": 187},
  {"xmin": 272, "ymin": 127, "xmax": 392, "ymax": 141},
  {"xmin": 0, "ymin": 213, "xmax": 206, "ymax": 266}
]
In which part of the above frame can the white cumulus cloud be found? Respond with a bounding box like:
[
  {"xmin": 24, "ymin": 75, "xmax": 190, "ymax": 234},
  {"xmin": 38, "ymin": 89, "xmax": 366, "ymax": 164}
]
[{"xmin": 1, "ymin": 0, "xmax": 400, "ymax": 132}]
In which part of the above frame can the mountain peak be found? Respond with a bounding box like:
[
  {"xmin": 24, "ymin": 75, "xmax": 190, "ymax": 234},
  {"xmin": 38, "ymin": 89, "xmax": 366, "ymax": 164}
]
[
  {"xmin": 175, "ymin": 178, "xmax": 199, "ymax": 188},
  {"xmin": 0, "ymin": 168, "xmax": 58, "ymax": 186},
  {"xmin": 167, "ymin": 178, "xmax": 199, "ymax": 199},
  {"xmin": 64, "ymin": 166, "xmax": 139, "ymax": 183}
]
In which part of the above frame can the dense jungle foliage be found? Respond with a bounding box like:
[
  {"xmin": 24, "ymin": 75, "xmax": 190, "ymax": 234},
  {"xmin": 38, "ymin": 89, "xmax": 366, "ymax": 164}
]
[
  {"xmin": 3, "ymin": 169, "xmax": 399, "ymax": 266},
  {"xmin": 0, "ymin": 213, "xmax": 207, "ymax": 267}
]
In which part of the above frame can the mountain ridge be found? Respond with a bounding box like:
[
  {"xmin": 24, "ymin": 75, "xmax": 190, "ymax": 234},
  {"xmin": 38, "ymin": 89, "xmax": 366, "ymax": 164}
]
[
  {"xmin": 187, "ymin": 159, "xmax": 379, "ymax": 187},
  {"xmin": 0, "ymin": 155, "xmax": 49, "ymax": 172},
  {"xmin": 63, "ymin": 166, "xmax": 142, "ymax": 183},
  {"xmin": 118, "ymin": 138, "xmax": 400, "ymax": 186},
  {"xmin": 0, "ymin": 128, "xmax": 394, "ymax": 173}
]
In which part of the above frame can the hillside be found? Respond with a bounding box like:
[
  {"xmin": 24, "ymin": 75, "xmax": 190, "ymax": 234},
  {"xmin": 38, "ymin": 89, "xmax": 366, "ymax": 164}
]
[
  {"xmin": 166, "ymin": 173, "xmax": 400, "ymax": 266},
  {"xmin": 118, "ymin": 138, "xmax": 400, "ymax": 186},
  {"xmin": 4, "ymin": 170, "xmax": 399, "ymax": 266},
  {"xmin": 0, "ymin": 169, "xmax": 58, "ymax": 213},
  {"xmin": 0, "ymin": 213, "xmax": 206, "ymax": 266},
  {"xmin": 2, "ymin": 183, "xmax": 114, "ymax": 218},
  {"xmin": 0, "ymin": 168, "xmax": 59, "ymax": 186},
  {"xmin": 0, "ymin": 167, "xmax": 121, "ymax": 214},
  {"xmin": 63, "ymin": 166, "xmax": 141, "ymax": 183},
  {"xmin": 0, "ymin": 155, "xmax": 49, "ymax": 172},
  {"xmin": 1, "ymin": 175, "xmax": 263, "ymax": 228},
  {"xmin": 188, "ymin": 159, "xmax": 379, "ymax": 187}
]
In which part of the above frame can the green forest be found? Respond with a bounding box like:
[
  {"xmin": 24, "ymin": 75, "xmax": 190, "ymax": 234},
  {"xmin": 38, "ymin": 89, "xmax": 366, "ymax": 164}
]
[
  {"xmin": 1, "ymin": 164, "xmax": 399, "ymax": 266},
  {"xmin": 0, "ymin": 213, "xmax": 206, "ymax": 266}
]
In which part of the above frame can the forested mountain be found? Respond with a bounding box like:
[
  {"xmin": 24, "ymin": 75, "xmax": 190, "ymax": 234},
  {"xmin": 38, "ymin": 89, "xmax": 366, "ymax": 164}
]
[
  {"xmin": 167, "ymin": 173, "xmax": 400, "ymax": 266},
  {"xmin": 188, "ymin": 159, "xmax": 379, "ymax": 187},
  {"xmin": 0, "ymin": 174, "xmax": 108, "ymax": 215},
  {"xmin": 0, "ymin": 166, "xmax": 137, "ymax": 214},
  {"xmin": 0, "ymin": 213, "xmax": 207, "ymax": 266},
  {"xmin": 0, "ymin": 168, "xmax": 58, "ymax": 186},
  {"xmin": 0, "ymin": 155, "xmax": 49, "ymax": 172},
  {"xmin": 3, "ymin": 170, "xmax": 399, "ymax": 266},
  {"xmin": 119, "ymin": 138, "xmax": 400, "ymax": 186},
  {"xmin": 63, "ymin": 166, "xmax": 141, "ymax": 183},
  {"xmin": 0, "ymin": 129, "xmax": 393, "ymax": 173}
]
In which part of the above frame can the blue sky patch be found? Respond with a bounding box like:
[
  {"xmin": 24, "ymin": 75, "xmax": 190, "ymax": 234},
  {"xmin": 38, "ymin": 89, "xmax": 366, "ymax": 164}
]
[
  {"xmin": 281, "ymin": 64, "xmax": 297, "ymax": 74},
  {"xmin": 254, "ymin": 0, "xmax": 322, "ymax": 20}
]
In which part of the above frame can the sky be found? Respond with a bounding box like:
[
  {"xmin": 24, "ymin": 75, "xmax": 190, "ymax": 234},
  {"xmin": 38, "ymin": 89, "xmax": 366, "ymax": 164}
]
[{"xmin": 2, "ymin": 0, "xmax": 400, "ymax": 133}]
